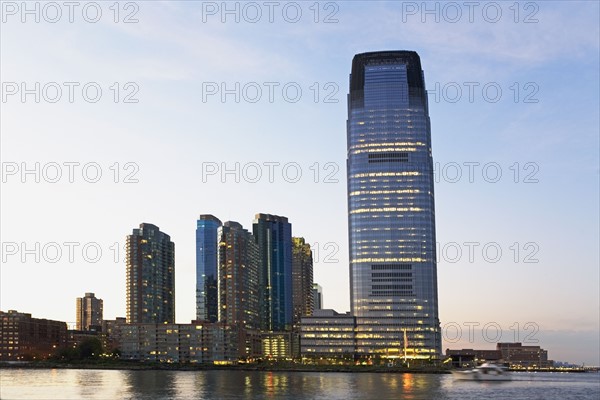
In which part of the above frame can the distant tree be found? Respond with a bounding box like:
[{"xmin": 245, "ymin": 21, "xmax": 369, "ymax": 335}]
[
  {"xmin": 78, "ymin": 337, "xmax": 103, "ymax": 359},
  {"xmin": 53, "ymin": 346, "xmax": 78, "ymax": 361}
]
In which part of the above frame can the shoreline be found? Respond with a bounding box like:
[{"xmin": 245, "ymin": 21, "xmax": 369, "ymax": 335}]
[
  {"xmin": 0, "ymin": 362, "xmax": 593, "ymax": 374},
  {"xmin": 0, "ymin": 361, "xmax": 450, "ymax": 373}
]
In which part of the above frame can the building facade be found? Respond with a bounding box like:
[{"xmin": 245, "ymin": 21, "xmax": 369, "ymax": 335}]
[
  {"xmin": 261, "ymin": 331, "xmax": 292, "ymax": 360},
  {"xmin": 347, "ymin": 51, "xmax": 441, "ymax": 358},
  {"xmin": 446, "ymin": 343, "xmax": 553, "ymax": 368},
  {"xmin": 120, "ymin": 321, "xmax": 238, "ymax": 364},
  {"xmin": 300, "ymin": 309, "xmax": 356, "ymax": 360},
  {"xmin": 126, "ymin": 223, "xmax": 175, "ymax": 324},
  {"xmin": 497, "ymin": 342, "xmax": 552, "ymax": 368},
  {"xmin": 196, "ymin": 215, "xmax": 222, "ymax": 322},
  {"xmin": 312, "ymin": 283, "xmax": 323, "ymax": 310},
  {"xmin": 102, "ymin": 317, "xmax": 126, "ymax": 352},
  {"xmin": 292, "ymin": 237, "xmax": 314, "ymax": 327},
  {"xmin": 445, "ymin": 348, "xmax": 502, "ymax": 367},
  {"xmin": 75, "ymin": 292, "xmax": 103, "ymax": 331},
  {"xmin": 217, "ymin": 221, "xmax": 261, "ymax": 358},
  {"xmin": 252, "ymin": 214, "xmax": 293, "ymax": 332},
  {"xmin": 0, "ymin": 310, "xmax": 67, "ymax": 361}
]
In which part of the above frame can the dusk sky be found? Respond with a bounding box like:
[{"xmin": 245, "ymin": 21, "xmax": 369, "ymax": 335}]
[{"xmin": 1, "ymin": 1, "xmax": 598, "ymax": 365}]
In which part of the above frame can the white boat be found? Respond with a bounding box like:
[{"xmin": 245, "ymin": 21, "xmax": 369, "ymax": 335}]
[{"xmin": 451, "ymin": 363, "xmax": 512, "ymax": 381}]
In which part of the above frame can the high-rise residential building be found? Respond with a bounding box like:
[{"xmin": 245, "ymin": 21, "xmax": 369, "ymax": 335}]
[
  {"xmin": 253, "ymin": 213, "xmax": 293, "ymax": 332},
  {"xmin": 126, "ymin": 223, "xmax": 175, "ymax": 324},
  {"xmin": 196, "ymin": 215, "xmax": 222, "ymax": 322},
  {"xmin": 75, "ymin": 292, "xmax": 103, "ymax": 331},
  {"xmin": 347, "ymin": 51, "xmax": 441, "ymax": 358},
  {"xmin": 292, "ymin": 237, "xmax": 314, "ymax": 326},
  {"xmin": 312, "ymin": 283, "xmax": 323, "ymax": 310},
  {"xmin": 217, "ymin": 221, "xmax": 261, "ymax": 357}
]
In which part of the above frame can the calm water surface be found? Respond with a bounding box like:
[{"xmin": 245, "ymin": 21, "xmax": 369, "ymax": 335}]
[{"xmin": 1, "ymin": 369, "xmax": 599, "ymax": 400}]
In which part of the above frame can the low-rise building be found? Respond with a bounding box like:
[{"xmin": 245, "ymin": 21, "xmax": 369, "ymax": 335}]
[
  {"xmin": 300, "ymin": 309, "xmax": 356, "ymax": 361},
  {"xmin": 67, "ymin": 328, "xmax": 102, "ymax": 349},
  {"xmin": 119, "ymin": 321, "xmax": 238, "ymax": 363},
  {"xmin": 0, "ymin": 310, "xmax": 67, "ymax": 361},
  {"xmin": 261, "ymin": 331, "xmax": 292, "ymax": 360},
  {"xmin": 446, "ymin": 342, "xmax": 554, "ymax": 368},
  {"xmin": 102, "ymin": 317, "xmax": 126, "ymax": 352},
  {"xmin": 445, "ymin": 348, "xmax": 502, "ymax": 367},
  {"xmin": 497, "ymin": 342, "xmax": 552, "ymax": 368}
]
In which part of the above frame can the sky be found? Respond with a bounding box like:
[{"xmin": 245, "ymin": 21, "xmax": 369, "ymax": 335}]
[{"xmin": 1, "ymin": 1, "xmax": 598, "ymax": 365}]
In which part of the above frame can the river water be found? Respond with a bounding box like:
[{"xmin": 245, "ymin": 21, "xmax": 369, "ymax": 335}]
[{"xmin": 1, "ymin": 369, "xmax": 599, "ymax": 399}]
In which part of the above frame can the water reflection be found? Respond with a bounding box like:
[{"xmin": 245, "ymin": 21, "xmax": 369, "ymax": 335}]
[
  {"xmin": 337, "ymin": 373, "xmax": 443, "ymax": 399},
  {"xmin": 75, "ymin": 370, "xmax": 126, "ymax": 399},
  {"xmin": 263, "ymin": 371, "xmax": 289, "ymax": 397},
  {"xmin": 122, "ymin": 370, "xmax": 177, "ymax": 399},
  {"xmin": 244, "ymin": 374, "xmax": 253, "ymax": 397},
  {"xmin": 1, "ymin": 369, "xmax": 598, "ymax": 400}
]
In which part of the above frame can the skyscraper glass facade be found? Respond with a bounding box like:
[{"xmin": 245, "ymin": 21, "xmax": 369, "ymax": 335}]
[
  {"xmin": 253, "ymin": 214, "xmax": 292, "ymax": 332},
  {"xmin": 196, "ymin": 215, "xmax": 222, "ymax": 322},
  {"xmin": 347, "ymin": 51, "xmax": 441, "ymax": 358}
]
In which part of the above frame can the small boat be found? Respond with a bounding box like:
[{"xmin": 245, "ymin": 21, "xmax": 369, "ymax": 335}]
[{"xmin": 451, "ymin": 363, "xmax": 512, "ymax": 381}]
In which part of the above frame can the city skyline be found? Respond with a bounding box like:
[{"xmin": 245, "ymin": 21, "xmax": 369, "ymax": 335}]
[{"xmin": 1, "ymin": 2, "xmax": 598, "ymax": 365}]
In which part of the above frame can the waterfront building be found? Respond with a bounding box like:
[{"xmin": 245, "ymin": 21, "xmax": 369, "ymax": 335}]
[
  {"xmin": 300, "ymin": 309, "xmax": 356, "ymax": 360},
  {"xmin": 292, "ymin": 238, "xmax": 314, "ymax": 326},
  {"xmin": 446, "ymin": 343, "xmax": 554, "ymax": 368},
  {"xmin": 445, "ymin": 348, "xmax": 502, "ymax": 367},
  {"xmin": 67, "ymin": 329, "xmax": 101, "ymax": 349},
  {"xmin": 217, "ymin": 221, "xmax": 261, "ymax": 358},
  {"xmin": 101, "ymin": 317, "xmax": 126, "ymax": 352},
  {"xmin": 196, "ymin": 215, "xmax": 222, "ymax": 322},
  {"xmin": 119, "ymin": 321, "xmax": 238, "ymax": 364},
  {"xmin": 0, "ymin": 310, "xmax": 67, "ymax": 361},
  {"xmin": 347, "ymin": 51, "xmax": 441, "ymax": 358},
  {"xmin": 252, "ymin": 214, "xmax": 293, "ymax": 332},
  {"xmin": 497, "ymin": 342, "xmax": 553, "ymax": 368},
  {"xmin": 261, "ymin": 331, "xmax": 292, "ymax": 359},
  {"xmin": 126, "ymin": 223, "xmax": 175, "ymax": 324}
]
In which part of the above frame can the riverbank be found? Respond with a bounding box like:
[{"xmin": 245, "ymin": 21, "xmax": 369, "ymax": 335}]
[
  {"xmin": 0, "ymin": 360, "xmax": 451, "ymax": 373},
  {"xmin": 1, "ymin": 361, "xmax": 594, "ymax": 374}
]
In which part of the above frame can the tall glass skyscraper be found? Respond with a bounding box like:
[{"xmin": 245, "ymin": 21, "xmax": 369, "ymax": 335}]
[
  {"xmin": 347, "ymin": 51, "xmax": 441, "ymax": 358},
  {"xmin": 253, "ymin": 213, "xmax": 292, "ymax": 332},
  {"xmin": 126, "ymin": 223, "xmax": 175, "ymax": 324},
  {"xmin": 196, "ymin": 214, "xmax": 222, "ymax": 322}
]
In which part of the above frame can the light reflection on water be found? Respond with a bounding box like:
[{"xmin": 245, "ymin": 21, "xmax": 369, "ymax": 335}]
[{"xmin": 1, "ymin": 369, "xmax": 598, "ymax": 400}]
